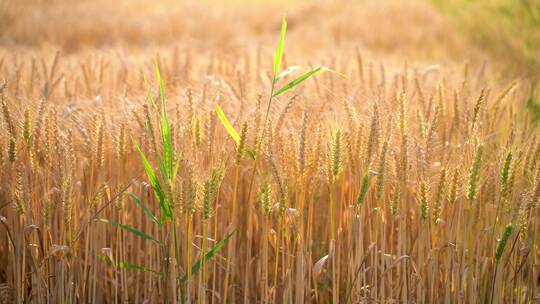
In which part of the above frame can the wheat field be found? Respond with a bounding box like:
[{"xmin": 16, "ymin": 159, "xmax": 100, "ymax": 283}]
[{"xmin": 0, "ymin": 0, "xmax": 539, "ymax": 303}]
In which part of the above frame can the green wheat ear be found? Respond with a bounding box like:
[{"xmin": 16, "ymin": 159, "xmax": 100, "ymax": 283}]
[
  {"xmin": 490, "ymin": 222, "xmax": 515, "ymax": 304},
  {"xmin": 467, "ymin": 143, "xmax": 484, "ymax": 204},
  {"xmin": 495, "ymin": 223, "xmax": 514, "ymax": 260},
  {"xmin": 499, "ymin": 150, "xmax": 512, "ymax": 198},
  {"xmin": 356, "ymin": 173, "xmax": 370, "ymax": 208}
]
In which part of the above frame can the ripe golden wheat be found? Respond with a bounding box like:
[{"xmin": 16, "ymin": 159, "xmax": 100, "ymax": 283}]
[{"xmin": 0, "ymin": 10, "xmax": 539, "ymax": 304}]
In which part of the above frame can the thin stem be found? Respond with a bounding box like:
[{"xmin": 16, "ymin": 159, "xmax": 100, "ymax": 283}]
[
  {"xmin": 199, "ymin": 220, "xmax": 208, "ymax": 304},
  {"xmin": 329, "ymin": 181, "xmax": 337, "ymax": 304},
  {"xmin": 159, "ymin": 224, "xmax": 168, "ymax": 304},
  {"xmin": 490, "ymin": 261, "xmax": 499, "ymax": 304},
  {"xmin": 223, "ymin": 165, "xmax": 240, "ymax": 303},
  {"xmin": 273, "ymin": 216, "xmax": 283, "ymax": 304},
  {"xmin": 187, "ymin": 215, "xmax": 193, "ymax": 303}
]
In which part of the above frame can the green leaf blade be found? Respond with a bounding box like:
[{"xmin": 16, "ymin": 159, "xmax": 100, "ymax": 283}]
[
  {"xmin": 143, "ymin": 73, "xmax": 157, "ymax": 108},
  {"xmin": 275, "ymin": 65, "xmax": 302, "ymax": 82},
  {"xmin": 272, "ymin": 66, "xmax": 346, "ymax": 97},
  {"xmin": 215, "ymin": 104, "xmax": 257, "ymax": 160},
  {"xmin": 215, "ymin": 103, "xmax": 240, "ymax": 144},
  {"xmin": 273, "ymin": 66, "xmax": 323, "ymax": 97},
  {"xmin": 180, "ymin": 231, "xmax": 234, "ymax": 284},
  {"xmin": 273, "ymin": 17, "xmax": 287, "ymax": 81},
  {"xmin": 99, "ymin": 219, "xmax": 159, "ymax": 243},
  {"xmin": 134, "ymin": 141, "xmax": 173, "ymax": 220},
  {"xmin": 98, "ymin": 255, "xmax": 160, "ymax": 274},
  {"xmin": 128, "ymin": 193, "xmax": 160, "ymax": 225},
  {"xmin": 154, "ymin": 60, "xmax": 174, "ymax": 180}
]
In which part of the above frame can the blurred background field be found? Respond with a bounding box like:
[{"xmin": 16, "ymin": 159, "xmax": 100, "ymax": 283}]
[
  {"xmin": 0, "ymin": 0, "xmax": 515, "ymax": 65},
  {"xmin": 2, "ymin": 0, "xmax": 539, "ymax": 120},
  {"xmin": 2, "ymin": 0, "xmax": 538, "ymax": 97},
  {"xmin": 0, "ymin": 0, "xmax": 537, "ymax": 66}
]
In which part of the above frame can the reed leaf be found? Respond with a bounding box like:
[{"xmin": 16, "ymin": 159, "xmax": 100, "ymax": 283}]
[
  {"xmin": 98, "ymin": 219, "xmax": 159, "ymax": 243},
  {"xmin": 273, "ymin": 17, "xmax": 287, "ymax": 81},
  {"xmin": 134, "ymin": 141, "xmax": 173, "ymax": 220},
  {"xmin": 180, "ymin": 230, "xmax": 234, "ymax": 284},
  {"xmin": 128, "ymin": 193, "xmax": 160, "ymax": 225},
  {"xmin": 275, "ymin": 65, "xmax": 301, "ymax": 82},
  {"xmin": 272, "ymin": 66, "xmax": 345, "ymax": 97},
  {"xmin": 98, "ymin": 255, "xmax": 160, "ymax": 274},
  {"xmin": 215, "ymin": 103, "xmax": 256, "ymax": 159},
  {"xmin": 155, "ymin": 61, "xmax": 173, "ymax": 180}
]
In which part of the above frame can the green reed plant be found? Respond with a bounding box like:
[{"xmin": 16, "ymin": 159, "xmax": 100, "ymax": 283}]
[
  {"xmin": 100, "ymin": 62, "xmax": 232, "ymax": 304},
  {"xmin": 215, "ymin": 16, "xmax": 343, "ymax": 302}
]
